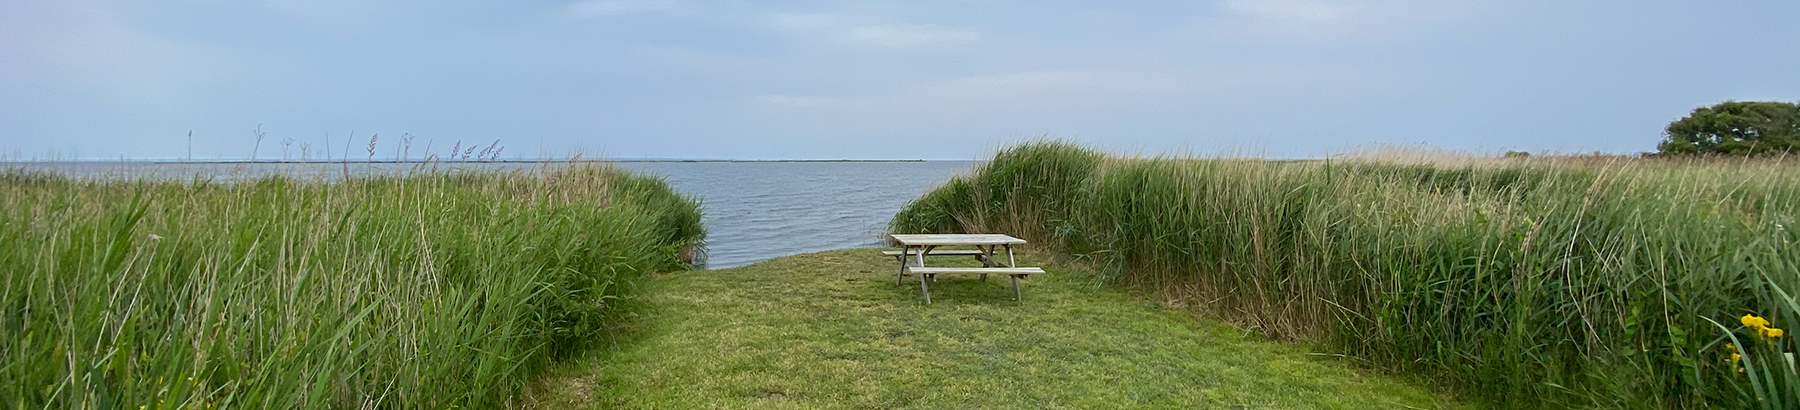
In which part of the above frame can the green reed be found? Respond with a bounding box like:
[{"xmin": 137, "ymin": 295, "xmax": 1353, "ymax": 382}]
[
  {"xmin": 0, "ymin": 165, "xmax": 703, "ymax": 409},
  {"xmin": 893, "ymin": 141, "xmax": 1800, "ymax": 408}
]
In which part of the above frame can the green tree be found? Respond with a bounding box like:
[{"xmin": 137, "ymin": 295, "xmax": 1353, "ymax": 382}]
[{"xmin": 1658, "ymin": 101, "xmax": 1800, "ymax": 156}]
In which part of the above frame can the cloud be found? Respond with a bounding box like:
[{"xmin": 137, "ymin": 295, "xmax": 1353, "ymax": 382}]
[
  {"xmin": 1192, "ymin": 0, "xmax": 1473, "ymax": 43},
  {"xmin": 767, "ymin": 13, "xmax": 980, "ymax": 49},
  {"xmin": 1221, "ymin": 0, "xmax": 1357, "ymax": 22},
  {"xmin": 565, "ymin": 0, "xmax": 674, "ymax": 20},
  {"xmin": 927, "ymin": 70, "xmax": 1097, "ymax": 101},
  {"xmin": 0, "ymin": 2, "xmax": 186, "ymax": 79},
  {"xmin": 756, "ymin": 95, "xmax": 836, "ymax": 109},
  {"xmin": 754, "ymin": 65, "xmax": 1333, "ymax": 114},
  {"xmin": 623, "ymin": 43, "xmax": 767, "ymax": 74},
  {"xmin": 755, "ymin": 70, "xmax": 1091, "ymax": 111},
  {"xmin": 256, "ymin": 0, "xmax": 412, "ymax": 30},
  {"xmin": 768, "ymin": 13, "xmax": 837, "ymax": 31},
  {"xmin": 848, "ymin": 24, "xmax": 980, "ymax": 48}
]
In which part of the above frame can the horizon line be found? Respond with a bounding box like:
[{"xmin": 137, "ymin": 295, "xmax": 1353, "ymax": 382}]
[{"xmin": 0, "ymin": 158, "xmax": 964, "ymax": 164}]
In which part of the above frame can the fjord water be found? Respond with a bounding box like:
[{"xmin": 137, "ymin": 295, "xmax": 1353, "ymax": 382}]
[{"xmin": 10, "ymin": 160, "xmax": 975, "ymax": 268}]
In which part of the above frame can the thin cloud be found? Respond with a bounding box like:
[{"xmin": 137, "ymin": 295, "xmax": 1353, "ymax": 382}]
[
  {"xmin": 1222, "ymin": 0, "xmax": 1358, "ymax": 22},
  {"xmin": 1191, "ymin": 0, "xmax": 1473, "ymax": 43},
  {"xmin": 848, "ymin": 24, "xmax": 981, "ymax": 48},
  {"xmin": 754, "ymin": 65, "xmax": 1333, "ymax": 114},
  {"xmin": 565, "ymin": 0, "xmax": 674, "ymax": 20},
  {"xmin": 768, "ymin": 13, "xmax": 837, "ymax": 31},
  {"xmin": 767, "ymin": 13, "xmax": 981, "ymax": 49},
  {"xmin": 757, "ymin": 95, "xmax": 836, "ymax": 109},
  {"xmin": 5, "ymin": 1, "xmax": 1784, "ymax": 159}
]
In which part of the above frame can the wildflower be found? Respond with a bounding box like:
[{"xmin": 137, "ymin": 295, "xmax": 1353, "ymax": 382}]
[
  {"xmin": 1741, "ymin": 314, "xmax": 1784, "ymax": 338},
  {"xmin": 1743, "ymin": 314, "xmax": 1770, "ymax": 328}
]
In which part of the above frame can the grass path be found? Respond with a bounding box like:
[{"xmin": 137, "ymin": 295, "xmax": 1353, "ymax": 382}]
[{"xmin": 530, "ymin": 249, "xmax": 1468, "ymax": 409}]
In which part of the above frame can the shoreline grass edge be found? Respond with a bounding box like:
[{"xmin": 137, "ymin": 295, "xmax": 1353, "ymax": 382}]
[
  {"xmin": 890, "ymin": 141, "xmax": 1800, "ymax": 409},
  {"xmin": 0, "ymin": 165, "xmax": 704, "ymax": 408}
]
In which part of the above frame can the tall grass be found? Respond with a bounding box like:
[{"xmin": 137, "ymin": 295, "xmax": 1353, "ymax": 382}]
[
  {"xmin": 893, "ymin": 141, "xmax": 1800, "ymax": 408},
  {"xmin": 0, "ymin": 165, "xmax": 704, "ymax": 409}
]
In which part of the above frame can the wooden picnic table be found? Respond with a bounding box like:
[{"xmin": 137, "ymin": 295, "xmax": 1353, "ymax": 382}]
[{"xmin": 887, "ymin": 234, "xmax": 1043, "ymax": 303}]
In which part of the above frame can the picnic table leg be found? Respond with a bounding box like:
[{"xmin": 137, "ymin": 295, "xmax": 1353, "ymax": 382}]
[
  {"xmin": 917, "ymin": 245, "xmax": 935, "ymax": 282},
  {"xmin": 921, "ymin": 273, "xmax": 933, "ymax": 304},
  {"xmin": 895, "ymin": 246, "xmax": 909, "ymax": 286},
  {"xmin": 915, "ymin": 245, "xmax": 931, "ymax": 268},
  {"xmin": 973, "ymin": 250, "xmax": 991, "ymax": 281},
  {"xmin": 979, "ymin": 245, "xmax": 992, "ymax": 282},
  {"xmin": 1008, "ymin": 245, "xmax": 1022, "ymax": 300},
  {"xmin": 1005, "ymin": 244, "xmax": 1017, "ymax": 268}
]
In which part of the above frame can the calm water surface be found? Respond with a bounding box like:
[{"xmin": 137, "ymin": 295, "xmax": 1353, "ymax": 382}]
[
  {"xmin": 616, "ymin": 162, "xmax": 973, "ymax": 267},
  {"xmin": 10, "ymin": 161, "xmax": 976, "ymax": 268}
]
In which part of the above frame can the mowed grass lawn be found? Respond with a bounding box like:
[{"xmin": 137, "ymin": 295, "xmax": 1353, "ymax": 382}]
[{"xmin": 531, "ymin": 249, "xmax": 1469, "ymax": 409}]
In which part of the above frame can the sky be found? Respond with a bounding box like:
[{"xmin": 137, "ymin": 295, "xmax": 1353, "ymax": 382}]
[{"xmin": 2, "ymin": 1, "xmax": 1797, "ymax": 161}]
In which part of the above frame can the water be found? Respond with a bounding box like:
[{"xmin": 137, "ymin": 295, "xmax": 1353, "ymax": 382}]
[
  {"xmin": 7, "ymin": 161, "xmax": 977, "ymax": 268},
  {"xmin": 615, "ymin": 162, "xmax": 974, "ymax": 267}
]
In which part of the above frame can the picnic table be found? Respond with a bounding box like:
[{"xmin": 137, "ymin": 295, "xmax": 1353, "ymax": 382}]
[{"xmin": 887, "ymin": 234, "xmax": 1045, "ymax": 303}]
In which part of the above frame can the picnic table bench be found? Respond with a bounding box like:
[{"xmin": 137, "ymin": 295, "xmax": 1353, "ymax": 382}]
[{"xmin": 888, "ymin": 234, "xmax": 1045, "ymax": 303}]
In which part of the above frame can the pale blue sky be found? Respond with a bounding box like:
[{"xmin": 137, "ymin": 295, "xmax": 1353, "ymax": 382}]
[{"xmin": 2, "ymin": 1, "xmax": 1797, "ymax": 160}]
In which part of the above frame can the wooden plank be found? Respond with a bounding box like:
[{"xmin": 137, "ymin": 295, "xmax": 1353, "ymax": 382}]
[
  {"xmin": 904, "ymin": 267, "xmax": 1044, "ymax": 275},
  {"xmin": 889, "ymin": 234, "xmax": 1027, "ymax": 246},
  {"xmin": 881, "ymin": 249, "xmax": 987, "ymax": 257}
]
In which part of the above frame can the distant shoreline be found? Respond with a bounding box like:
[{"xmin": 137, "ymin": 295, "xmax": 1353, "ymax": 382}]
[{"xmin": 2, "ymin": 159, "xmax": 947, "ymax": 164}]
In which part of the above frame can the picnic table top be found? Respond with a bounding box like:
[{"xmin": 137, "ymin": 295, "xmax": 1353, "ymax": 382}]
[{"xmin": 888, "ymin": 234, "xmax": 1026, "ymax": 246}]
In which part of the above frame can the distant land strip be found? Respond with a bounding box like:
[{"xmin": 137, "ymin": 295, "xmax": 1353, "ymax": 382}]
[{"xmin": 2, "ymin": 159, "xmax": 939, "ymax": 164}]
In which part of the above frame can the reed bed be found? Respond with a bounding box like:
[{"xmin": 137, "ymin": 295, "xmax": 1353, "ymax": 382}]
[
  {"xmin": 0, "ymin": 165, "xmax": 704, "ymax": 409},
  {"xmin": 892, "ymin": 141, "xmax": 1800, "ymax": 409}
]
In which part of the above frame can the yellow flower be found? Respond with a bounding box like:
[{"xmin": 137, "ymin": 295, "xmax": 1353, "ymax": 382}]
[
  {"xmin": 1763, "ymin": 327, "xmax": 1785, "ymax": 338},
  {"xmin": 1743, "ymin": 314, "xmax": 1771, "ymax": 329}
]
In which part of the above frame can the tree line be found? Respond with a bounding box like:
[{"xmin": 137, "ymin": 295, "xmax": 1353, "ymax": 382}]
[{"xmin": 1658, "ymin": 101, "xmax": 1800, "ymax": 156}]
